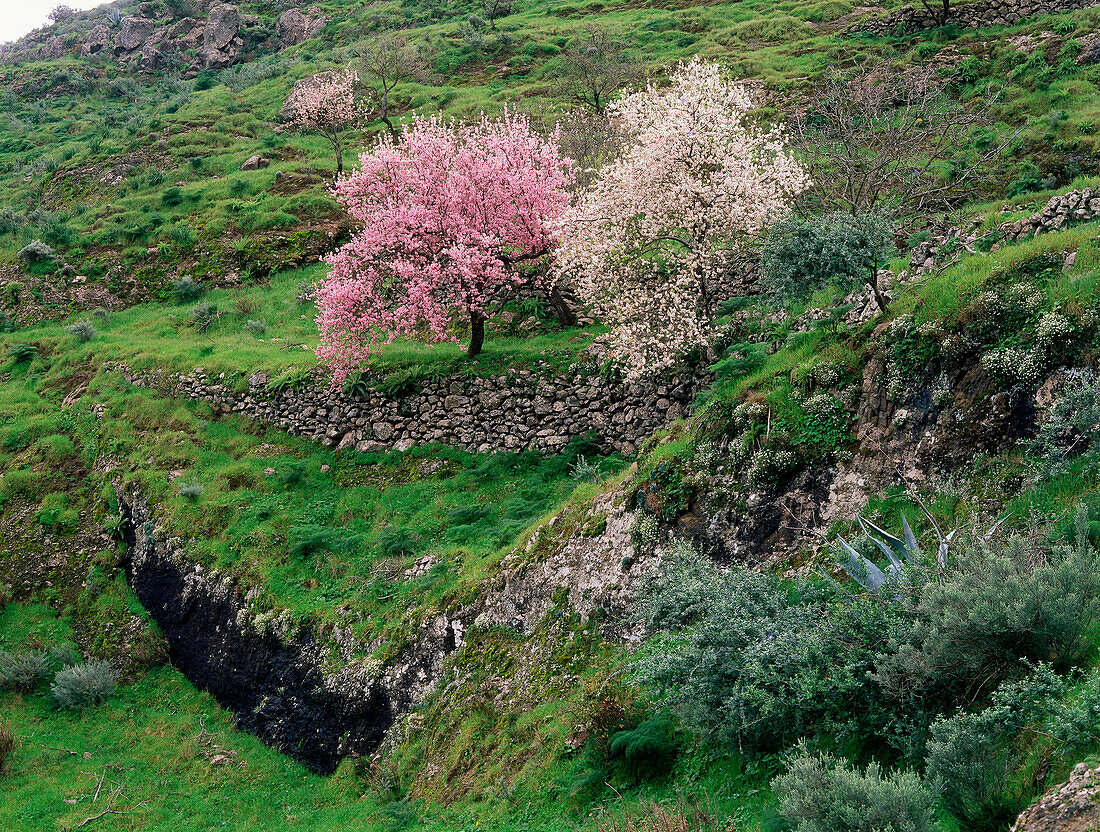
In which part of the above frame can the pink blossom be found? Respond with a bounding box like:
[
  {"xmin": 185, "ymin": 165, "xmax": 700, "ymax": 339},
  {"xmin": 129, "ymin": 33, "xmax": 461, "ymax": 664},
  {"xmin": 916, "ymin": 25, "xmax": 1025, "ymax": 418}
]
[{"xmin": 317, "ymin": 112, "xmax": 573, "ymax": 384}]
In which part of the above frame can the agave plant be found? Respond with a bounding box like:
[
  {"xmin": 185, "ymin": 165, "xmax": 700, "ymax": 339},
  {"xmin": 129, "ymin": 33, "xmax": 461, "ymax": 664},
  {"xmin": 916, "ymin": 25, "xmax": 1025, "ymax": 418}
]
[{"xmin": 833, "ymin": 498, "xmax": 960, "ymax": 594}]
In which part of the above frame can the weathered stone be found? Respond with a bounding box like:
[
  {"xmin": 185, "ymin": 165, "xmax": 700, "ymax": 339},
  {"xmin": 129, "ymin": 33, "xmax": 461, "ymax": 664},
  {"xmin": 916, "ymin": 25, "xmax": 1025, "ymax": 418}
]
[
  {"xmin": 204, "ymin": 4, "xmax": 240, "ymax": 51},
  {"xmin": 240, "ymin": 154, "xmax": 269, "ymax": 170},
  {"xmin": 276, "ymin": 7, "xmax": 326, "ymax": 46},
  {"xmin": 1011, "ymin": 762, "xmax": 1100, "ymax": 832},
  {"xmin": 82, "ymin": 24, "xmax": 112, "ymax": 56},
  {"xmin": 117, "ymin": 17, "xmax": 155, "ymax": 52},
  {"xmin": 201, "ymin": 3, "xmax": 243, "ymax": 67}
]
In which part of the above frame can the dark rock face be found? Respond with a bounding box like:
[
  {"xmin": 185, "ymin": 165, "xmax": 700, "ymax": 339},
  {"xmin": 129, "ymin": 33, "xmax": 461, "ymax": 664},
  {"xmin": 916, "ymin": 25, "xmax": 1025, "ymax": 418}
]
[{"xmin": 120, "ymin": 492, "xmax": 394, "ymax": 775}]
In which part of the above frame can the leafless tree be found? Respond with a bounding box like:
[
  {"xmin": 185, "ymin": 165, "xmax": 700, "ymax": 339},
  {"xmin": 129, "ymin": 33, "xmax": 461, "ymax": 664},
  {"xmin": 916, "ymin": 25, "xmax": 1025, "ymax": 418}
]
[
  {"xmin": 358, "ymin": 35, "xmax": 432, "ymax": 139},
  {"xmin": 48, "ymin": 5, "xmax": 76, "ymax": 22},
  {"xmin": 556, "ymin": 25, "xmax": 642, "ymax": 115},
  {"xmin": 789, "ymin": 62, "xmax": 1012, "ymax": 219},
  {"xmin": 482, "ymin": 0, "xmax": 512, "ymax": 31}
]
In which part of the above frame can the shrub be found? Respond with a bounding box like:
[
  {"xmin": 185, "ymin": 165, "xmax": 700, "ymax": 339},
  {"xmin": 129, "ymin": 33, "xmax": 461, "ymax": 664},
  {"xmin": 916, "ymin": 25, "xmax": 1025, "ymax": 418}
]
[
  {"xmin": 67, "ymin": 319, "xmax": 95, "ymax": 343},
  {"xmin": 17, "ymin": 239, "xmax": 54, "ymax": 264},
  {"xmin": 607, "ymin": 713, "xmax": 678, "ymax": 783},
  {"xmin": 171, "ymin": 275, "xmax": 203, "ymax": 303},
  {"xmin": 177, "ymin": 480, "xmax": 203, "ymax": 501},
  {"xmin": 0, "ymin": 650, "xmax": 50, "ymax": 692},
  {"xmin": 8, "ymin": 343, "xmax": 37, "ymax": 363},
  {"xmin": 49, "ymin": 643, "xmax": 81, "ymax": 669},
  {"xmin": 0, "ymin": 206, "xmax": 23, "ymax": 235},
  {"xmin": 190, "ymin": 302, "xmax": 218, "ymax": 332},
  {"xmin": 925, "ymin": 664, "xmax": 1074, "ymax": 831},
  {"xmin": 161, "ymin": 186, "xmax": 183, "ymax": 207},
  {"xmin": 245, "ymin": 319, "xmax": 267, "ymax": 336},
  {"xmin": 193, "ymin": 68, "xmax": 219, "ymax": 91},
  {"xmin": 50, "ymin": 660, "xmax": 117, "ymax": 708},
  {"xmin": 774, "ymin": 748, "xmax": 936, "ymax": 832},
  {"xmin": 873, "ymin": 518, "xmax": 1100, "ymax": 704},
  {"xmin": 0, "ymin": 721, "xmax": 14, "ymax": 776},
  {"xmin": 1033, "ymin": 370, "xmax": 1100, "ymax": 475},
  {"xmin": 631, "ymin": 544, "xmax": 861, "ymax": 750},
  {"xmin": 762, "ymin": 210, "xmax": 895, "ymax": 310},
  {"xmin": 295, "ymin": 280, "xmax": 314, "ymax": 305}
]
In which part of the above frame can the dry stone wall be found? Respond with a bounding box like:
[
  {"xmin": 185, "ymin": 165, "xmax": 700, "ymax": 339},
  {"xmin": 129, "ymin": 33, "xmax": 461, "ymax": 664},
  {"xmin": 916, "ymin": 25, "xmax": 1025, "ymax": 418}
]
[
  {"xmin": 114, "ymin": 363, "xmax": 705, "ymax": 456},
  {"xmin": 1000, "ymin": 187, "xmax": 1100, "ymax": 241},
  {"xmin": 853, "ymin": 0, "xmax": 1099, "ymax": 35}
]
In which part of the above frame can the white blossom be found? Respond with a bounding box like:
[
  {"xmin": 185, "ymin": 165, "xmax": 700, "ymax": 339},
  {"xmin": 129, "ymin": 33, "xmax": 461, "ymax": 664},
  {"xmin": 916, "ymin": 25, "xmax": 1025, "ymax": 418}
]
[{"xmin": 555, "ymin": 58, "xmax": 809, "ymax": 378}]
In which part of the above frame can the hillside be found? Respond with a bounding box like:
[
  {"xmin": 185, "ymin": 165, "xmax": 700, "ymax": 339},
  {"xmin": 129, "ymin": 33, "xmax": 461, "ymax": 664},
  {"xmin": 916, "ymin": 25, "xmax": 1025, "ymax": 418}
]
[{"xmin": 4, "ymin": 1, "xmax": 1100, "ymax": 831}]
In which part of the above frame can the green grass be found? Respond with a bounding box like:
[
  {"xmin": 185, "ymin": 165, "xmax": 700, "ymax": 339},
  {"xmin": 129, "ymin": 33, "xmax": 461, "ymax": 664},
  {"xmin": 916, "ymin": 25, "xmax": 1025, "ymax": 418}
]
[{"xmin": 0, "ymin": 261, "xmax": 596, "ymax": 386}]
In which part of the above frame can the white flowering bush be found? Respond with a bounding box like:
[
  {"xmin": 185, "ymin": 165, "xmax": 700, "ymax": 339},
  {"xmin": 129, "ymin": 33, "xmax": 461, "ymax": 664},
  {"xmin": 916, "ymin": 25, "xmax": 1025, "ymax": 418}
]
[
  {"xmin": 981, "ymin": 346, "xmax": 1045, "ymax": 386},
  {"xmin": 1034, "ymin": 310, "xmax": 1076, "ymax": 355},
  {"xmin": 745, "ymin": 446, "xmax": 798, "ymax": 488},
  {"xmin": 931, "ymin": 370, "xmax": 952, "ymax": 408},
  {"xmin": 556, "ymin": 58, "xmax": 808, "ymax": 378},
  {"xmin": 631, "ymin": 512, "xmax": 660, "ymax": 550}
]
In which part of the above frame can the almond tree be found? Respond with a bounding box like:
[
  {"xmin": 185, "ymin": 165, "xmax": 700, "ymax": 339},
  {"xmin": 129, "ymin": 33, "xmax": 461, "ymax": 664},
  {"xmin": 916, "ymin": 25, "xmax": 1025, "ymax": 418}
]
[
  {"xmin": 555, "ymin": 58, "xmax": 808, "ymax": 378},
  {"xmin": 283, "ymin": 70, "xmax": 360, "ymax": 175},
  {"xmin": 317, "ymin": 112, "xmax": 573, "ymax": 384}
]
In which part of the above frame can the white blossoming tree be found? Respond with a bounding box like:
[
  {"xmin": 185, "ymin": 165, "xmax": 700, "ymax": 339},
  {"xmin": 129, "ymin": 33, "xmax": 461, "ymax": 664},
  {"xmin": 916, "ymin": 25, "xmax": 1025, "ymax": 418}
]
[{"xmin": 555, "ymin": 58, "xmax": 808, "ymax": 377}]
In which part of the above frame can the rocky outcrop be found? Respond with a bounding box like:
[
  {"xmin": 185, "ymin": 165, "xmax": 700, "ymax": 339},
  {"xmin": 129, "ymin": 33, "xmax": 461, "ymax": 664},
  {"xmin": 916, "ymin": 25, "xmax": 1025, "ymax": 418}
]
[
  {"xmin": 164, "ymin": 17, "xmax": 204, "ymax": 51},
  {"xmin": 852, "ymin": 0, "xmax": 1100, "ymax": 36},
  {"xmin": 240, "ymin": 154, "xmax": 270, "ymax": 170},
  {"xmin": 115, "ymin": 16, "xmax": 155, "ymax": 52},
  {"xmin": 1001, "ymin": 187, "xmax": 1100, "ymax": 241},
  {"xmin": 114, "ymin": 363, "xmax": 704, "ymax": 457},
  {"xmin": 119, "ymin": 487, "xmax": 462, "ymax": 774},
  {"xmin": 277, "ymin": 7, "xmax": 326, "ymax": 46},
  {"xmin": 81, "ymin": 24, "xmax": 112, "ymax": 56},
  {"xmin": 1011, "ymin": 762, "xmax": 1100, "ymax": 832},
  {"xmin": 201, "ymin": 4, "xmax": 243, "ymax": 67}
]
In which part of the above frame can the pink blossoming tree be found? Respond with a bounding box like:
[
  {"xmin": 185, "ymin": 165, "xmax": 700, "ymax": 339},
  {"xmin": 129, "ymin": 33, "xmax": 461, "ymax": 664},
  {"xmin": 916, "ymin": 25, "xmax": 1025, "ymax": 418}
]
[{"xmin": 317, "ymin": 112, "xmax": 573, "ymax": 384}]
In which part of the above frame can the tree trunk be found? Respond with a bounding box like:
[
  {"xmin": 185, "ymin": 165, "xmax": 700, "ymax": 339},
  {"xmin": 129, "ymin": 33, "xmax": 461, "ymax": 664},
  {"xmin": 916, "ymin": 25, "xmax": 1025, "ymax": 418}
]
[
  {"xmin": 467, "ymin": 311, "xmax": 486, "ymax": 358},
  {"xmin": 868, "ymin": 269, "xmax": 888, "ymax": 312},
  {"xmin": 547, "ymin": 284, "xmax": 577, "ymax": 328}
]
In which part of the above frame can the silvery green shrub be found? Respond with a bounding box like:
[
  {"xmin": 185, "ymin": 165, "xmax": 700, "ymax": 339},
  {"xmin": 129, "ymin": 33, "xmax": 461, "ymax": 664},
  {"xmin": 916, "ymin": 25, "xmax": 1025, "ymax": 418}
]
[
  {"xmin": 17, "ymin": 239, "xmax": 53, "ymax": 263},
  {"xmin": 51, "ymin": 660, "xmax": 117, "ymax": 709},
  {"xmin": 0, "ymin": 650, "xmax": 50, "ymax": 692},
  {"xmin": 67, "ymin": 320, "xmax": 95, "ymax": 343},
  {"xmin": 774, "ymin": 748, "xmax": 936, "ymax": 832}
]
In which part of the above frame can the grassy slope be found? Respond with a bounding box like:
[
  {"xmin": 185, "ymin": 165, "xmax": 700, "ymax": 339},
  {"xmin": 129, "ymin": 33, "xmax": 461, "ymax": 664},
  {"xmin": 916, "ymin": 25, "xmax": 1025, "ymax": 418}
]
[{"xmin": 5, "ymin": 0, "xmax": 1100, "ymax": 830}]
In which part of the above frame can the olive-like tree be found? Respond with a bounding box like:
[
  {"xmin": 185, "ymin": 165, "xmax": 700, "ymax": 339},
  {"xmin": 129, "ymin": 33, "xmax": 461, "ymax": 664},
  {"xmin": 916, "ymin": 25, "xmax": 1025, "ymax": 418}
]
[{"xmin": 762, "ymin": 211, "xmax": 896, "ymax": 311}]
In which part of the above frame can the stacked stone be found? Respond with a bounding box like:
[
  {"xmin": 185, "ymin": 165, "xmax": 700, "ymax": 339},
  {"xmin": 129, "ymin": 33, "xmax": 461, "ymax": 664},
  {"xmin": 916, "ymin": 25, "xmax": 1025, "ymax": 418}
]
[
  {"xmin": 1000, "ymin": 188, "xmax": 1100, "ymax": 241},
  {"xmin": 114, "ymin": 363, "xmax": 705, "ymax": 457},
  {"xmin": 851, "ymin": 0, "xmax": 1099, "ymax": 36}
]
